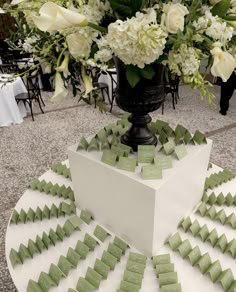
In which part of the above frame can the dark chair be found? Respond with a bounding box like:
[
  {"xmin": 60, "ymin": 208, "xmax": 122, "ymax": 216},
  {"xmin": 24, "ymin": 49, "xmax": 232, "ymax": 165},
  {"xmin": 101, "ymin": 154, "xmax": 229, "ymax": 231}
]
[
  {"xmin": 102, "ymin": 68, "xmax": 117, "ymax": 112},
  {"xmin": 15, "ymin": 73, "xmax": 44, "ymax": 121},
  {"xmin": 1, "ymin": 53, "xmax": 15, "ymax": 64},
  {"xmin": 0, "ymin": 63, "xmax": 19, "ymax": 74},
  {"xmin": 162, "ymin": 68, "xmax": 180, "ymax": 114},
  {"xmin": 87, "ymin": 67, "xmax": 109, "ymax": 108}
]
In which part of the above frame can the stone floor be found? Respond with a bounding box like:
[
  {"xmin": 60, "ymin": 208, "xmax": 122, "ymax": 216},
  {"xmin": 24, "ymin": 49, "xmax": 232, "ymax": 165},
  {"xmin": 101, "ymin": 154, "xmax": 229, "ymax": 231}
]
[{"xmin": 0, "ymin": 84, "xmax": 236, "ymax": 291}]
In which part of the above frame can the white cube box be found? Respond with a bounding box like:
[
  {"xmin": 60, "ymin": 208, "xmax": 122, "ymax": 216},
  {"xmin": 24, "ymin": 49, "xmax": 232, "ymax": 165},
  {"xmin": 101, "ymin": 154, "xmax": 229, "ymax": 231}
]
[{"xmin": 68, "ymin": 140, "xmax": 212, "ymax": 257}]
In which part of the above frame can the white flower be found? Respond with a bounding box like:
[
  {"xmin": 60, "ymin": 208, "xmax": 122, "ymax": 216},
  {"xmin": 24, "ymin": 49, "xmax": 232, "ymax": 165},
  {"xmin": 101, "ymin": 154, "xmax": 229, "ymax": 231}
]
[
  {"xmin": 193, "ymin": 11, "xmax": 234, "ymax": 44},
  {"xmin": 210, "ymin": 47, "xmax": 236, "ymax": 82},
  {"xmin": 82, "ymin": 67, "xmax": 94, "ymax": 97},
  {"xmin": 66, "ymin": 31, "xmax": 92, "ymax": 59},
  {"xmin": 57, "ymin": 54, "xmax": 70, "ymax": 78},
  {"xmin": 51, "ymin": 72, "xmax": 68, "ymax": 102},
  {"xmin": 161, "ymin": 3, "xmax": 189, "ymax": 34},
  {"xmin": 31, "ymin": 2, "xmax": 88, "ymax": 33},
  {"xmin": 106, "ymin": 9, "xmax": 167, "ymax": 68},
  {"xmin": 168, "ymin": 44, "xmax": 200, "ymax": 76}
]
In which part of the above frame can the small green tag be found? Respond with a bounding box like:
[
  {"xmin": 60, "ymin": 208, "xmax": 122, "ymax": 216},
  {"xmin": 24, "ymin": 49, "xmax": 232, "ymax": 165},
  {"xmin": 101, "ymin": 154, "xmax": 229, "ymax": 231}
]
[
  {"xmin": 101, "ymin": 150, "xmax": 117, "ymax": 166},
  {"xmin": 138, "ymin": 145, "xmax": 155, "ymax": 163},
  {"xmin": 154, "ymin": 155, "xmax": 172, "ymax": 169},
  {"xmin": 175, "ymin": 144, "xmax": 188, "ymax": 160},
  {"xmin": 117, "ymin": 157, "xmax": 136, "ymax": 172},
  {"xmin": 111, "ymin": 145, "xmax": 126, "ymax": 157},
  {"xmin": 193, "ymin": 130, "xmax": 207, "ymax": 144},
  {"xmin": 87, "ymin": 137, "xmax": 100, "ymax": 152},
  {"xmin": 142, "ymin": 165, "xmax": 162, "ymax": 180},
  {"xmin": 163, "ymin": 140, "xmax": 175, "ymax": 155},
  {"xmin": 96, "ymin": 129, "xmax": 107, "ymax": 142}
]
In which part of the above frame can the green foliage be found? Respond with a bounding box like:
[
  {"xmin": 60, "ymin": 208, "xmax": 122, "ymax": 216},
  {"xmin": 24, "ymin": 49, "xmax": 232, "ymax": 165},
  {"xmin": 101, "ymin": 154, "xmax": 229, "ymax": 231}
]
[
  {"xmin": 108, "ymin": 0, "xmax": 148, "ymax": 19},
  {"xmin": 126, "ymin": 66, "xmax": 140, "ymax": 88},
  {"xmin": 211, "ymin": 0, "xmax": 230, "ymax": 17}
]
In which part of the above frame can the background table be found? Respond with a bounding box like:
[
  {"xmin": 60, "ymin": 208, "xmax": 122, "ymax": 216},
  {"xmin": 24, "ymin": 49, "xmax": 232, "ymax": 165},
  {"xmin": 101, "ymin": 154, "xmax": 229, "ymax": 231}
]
[
  {"xmin": 0, "ymin": 76, "xmax": 28, "ymax": 126},
  {"xmin": 5, "ymin": 160, "xmax": 236, "ymax": 292}
]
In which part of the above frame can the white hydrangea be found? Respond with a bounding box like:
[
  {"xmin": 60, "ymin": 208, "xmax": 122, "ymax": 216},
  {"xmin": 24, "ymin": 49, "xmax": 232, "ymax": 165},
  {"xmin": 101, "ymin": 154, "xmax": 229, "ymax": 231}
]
[
  {"xmin": 193, "ymin": 11, "xmax": 234, "ymax": 44},
  {"xmin": 106, "ymin": 9, "xmax": 167, "ymax": 68},
  {"xmin": 22, "ymin": 35, "xmax": 40, "ymax": 53},
  {"xmin": 78, "ymin": 0, "xmax": 111, "ymax": 24},
  {"xmin": 168, "ymin": 45, "xmax": 200, "ymax": 76}
]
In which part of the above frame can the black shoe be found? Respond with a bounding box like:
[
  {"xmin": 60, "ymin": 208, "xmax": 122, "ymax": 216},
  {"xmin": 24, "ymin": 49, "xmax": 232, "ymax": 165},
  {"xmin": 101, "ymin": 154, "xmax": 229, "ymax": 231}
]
[{"xmin": 219, "ymin": 110, "xmax": 227, "ymax": 116}]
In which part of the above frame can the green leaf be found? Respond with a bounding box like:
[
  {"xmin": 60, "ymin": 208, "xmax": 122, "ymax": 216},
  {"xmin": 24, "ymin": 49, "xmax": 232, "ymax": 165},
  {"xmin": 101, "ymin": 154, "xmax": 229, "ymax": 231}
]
[
  {"xmin": 126, "ymin": 66, "xmax": 140, "ymax": 88},
  {"xmin": 211, "ymin": 0, "xmax": 230, "ymax": 17},
  {"xmin": 139, "ymin": 65, "xmax": 155, "ymax": 80},
  {"xmin": 108, "ymin": 0, "xmax": 145, "ymax": 19},
  {"xmin": 222, "ymin": 14, "xmax": 236, "ymax": 21}
]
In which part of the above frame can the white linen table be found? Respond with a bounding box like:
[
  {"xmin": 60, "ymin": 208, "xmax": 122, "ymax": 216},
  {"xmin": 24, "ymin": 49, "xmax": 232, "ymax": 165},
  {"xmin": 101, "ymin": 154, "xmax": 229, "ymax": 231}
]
[{"xmin": 0, "ymin": 76, "xmax": 28, "ymax": 126}]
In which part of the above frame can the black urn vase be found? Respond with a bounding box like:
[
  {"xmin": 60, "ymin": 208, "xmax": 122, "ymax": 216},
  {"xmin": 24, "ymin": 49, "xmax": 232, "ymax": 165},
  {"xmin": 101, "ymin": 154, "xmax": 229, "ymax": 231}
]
[{"xmin": 115, "ymin": 58, "xmax": 165, "ymax": 151}]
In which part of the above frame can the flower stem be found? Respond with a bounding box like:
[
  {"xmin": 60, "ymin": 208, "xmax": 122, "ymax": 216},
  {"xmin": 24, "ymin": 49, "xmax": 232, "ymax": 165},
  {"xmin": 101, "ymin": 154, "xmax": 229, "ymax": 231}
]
[{"xmin": 87, "ymin": 22, "xmax": 108, "ymax": 33}]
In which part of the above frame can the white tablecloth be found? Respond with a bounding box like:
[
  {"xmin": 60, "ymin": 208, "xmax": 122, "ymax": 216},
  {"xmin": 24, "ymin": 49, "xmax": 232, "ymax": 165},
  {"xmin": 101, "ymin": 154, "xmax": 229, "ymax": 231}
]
[
  {"xmin": 5, "ymin": 162, "xmax": 236, "ymax": 292},
  {"xmin": 0, "ymin": 76, "xmax": 28, "ymax": 126}
]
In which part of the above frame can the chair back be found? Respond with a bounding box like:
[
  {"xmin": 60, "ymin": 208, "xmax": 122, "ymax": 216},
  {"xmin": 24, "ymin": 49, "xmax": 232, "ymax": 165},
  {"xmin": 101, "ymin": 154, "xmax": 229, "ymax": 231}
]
[
  {"xmin": 25, "ymin": 73, "xmax": 41, "ymax": 100},
  {"xmin": 0, "ymin": 63, "xmax": 19, "ymax": 74},
  {"xmin": 1, "ymin": 53, "xmax": 15, "ymax": 64}
]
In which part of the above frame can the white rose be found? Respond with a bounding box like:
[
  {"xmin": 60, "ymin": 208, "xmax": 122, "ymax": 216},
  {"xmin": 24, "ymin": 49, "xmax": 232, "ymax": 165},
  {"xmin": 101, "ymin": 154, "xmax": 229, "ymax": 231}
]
[
  {"xmin": 31, "ymin": 2, "xmax": 88, "ymax": 33},
  {"xmin": 66, "ymin": 32, "xmax": 91, "ymax": 59},
  {"xmin": 210, "ymin": 47, "xmax": 236, "ymax": 82},
  {"xmin": 51, "ymin": 72, "xmax": 68, "ymax": 102},
  {"xmin": 161, "ymin": 3, "xmax": 189, "ymax": 34}
]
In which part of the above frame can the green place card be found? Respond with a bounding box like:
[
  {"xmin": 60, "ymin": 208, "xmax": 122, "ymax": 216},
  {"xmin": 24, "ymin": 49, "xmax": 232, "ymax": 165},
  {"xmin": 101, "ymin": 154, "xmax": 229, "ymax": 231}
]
[
  {"xmin": 152, "ymin": 254, "xmax": 171, "ymax": 266},
  {"xmin": 117, "ymin": 157, "xmax": 136, "ymax": 172},
  {"xmin": 156, "ymin": 263, "xmax": 175, "ymax": 276},
  {"xmin": 159, "ymin": 271, "xmax": 178, "ymax": 287},
  {"xmin": 138, "ymin": 145, "xmax": 155, "ymax": 163},
  {"xmin": 87, "ymin": 137, "xmax": 100, "ymax": 152},
  {"xmin": 113, "ymin": 236, "xmax": 129, "ymax": 252},
  {"xmin": 75, "ymin": 240, "xmax": 89, "ymax": 259},
  {"xmin": 94, "ymin": 259, "xmax": 110, "ymax": 279},
  {"xmin": 126, "ymin": 260, "xmax": 146, "ymax": 275},
  {"xmin": 101, "ymin": 251, "xmax": 117, "ymax": 270},
  {"xmin": 163, "ymin": 140, "xmax": 175, "ymax": 155},
  {"xmin": 27, "ymin": 280, "xmax": 43, "ymax": 292},
  {"xmin": 67, "ymin": 247, "xmax": 80, "ymax": 267},
  {"xmin": 101, "ymin": 150, "xmax": 117, "ymax": 167},
  {"xmin": 159, "ymin": 130, "xmax": 169, "ymax": 145},
  {"xmin": 154, "ymin": 155, "xmax": 173, "ymax": 169},
  {"xmin": 68, "ymin": 215, "xmax": 83, "ymax": 229},
  {"xmin": 142, "ymin": 165, "xmax": 162, "ymax": 180},
  {"xmin": 96, "ymin": 129, "xmax": 107, "ymax": 142},
  {"xmin": 111, "ymin": 145, "xmax": 126, "ymax": 157},
  {"xmin": 104, "ymin": 123, "xmax": 116, "ymax": 135},
  {"xmin": 76, "ymin": 277, "xmax": 94, "ymax": 292},
  {"xmin": 85, "ymin": 267, "xmax": 103, "ymax": 289},
  {"xmin": 129, "ymin": 252, "xmax": 147, "ymax": 264},
  {"xmin": 49, "ymin": 263, "xmax": 66, "ymax": 286},
  {"xmin": 123, "ymin": 270, "xmax": 143, "ymax": 286},
  {"xmin": 117, "ymin": 143, "xmax": 132, "ymax": 155},
  {"xmin": 38, "ymin": 272, "xmax": 56, "ymax": 291},
  {"xmin": 93, "ymin": 225, "xmax": 109, "ymax": 242},
  {"xmin": 84, "ymin": 233, "xmax": 98, "ymax": 251},
  {"xmin": 77, "ymin": 137, "xmax": 89, "ymax": 151},
  {"xmin": 175, "ymin": 144, "xmax": 187, "ymax": 160},
  {"xmin": 162, "ymin": 283, "xmax": 182, "ymax": 292},
  {"xmin": 57, "ymin": 255, "xmax": 73, "ymax": 276},
  {"xmin": 193, "ymin": 130, "xmax": 207, "ymax": 144}
]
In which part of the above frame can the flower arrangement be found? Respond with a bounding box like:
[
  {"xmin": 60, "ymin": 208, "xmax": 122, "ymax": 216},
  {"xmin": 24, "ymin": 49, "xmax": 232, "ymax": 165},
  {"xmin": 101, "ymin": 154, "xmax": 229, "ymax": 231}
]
[{"xmin": 4, "ymin": 0, "xmax": 236, "ymax": 104}]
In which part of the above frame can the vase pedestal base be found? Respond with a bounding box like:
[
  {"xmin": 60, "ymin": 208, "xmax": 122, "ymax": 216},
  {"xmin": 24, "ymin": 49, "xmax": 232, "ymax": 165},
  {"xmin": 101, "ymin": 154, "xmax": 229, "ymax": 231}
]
[{"xmin": 68, "ymin": 140, "xmax": 212, "ymax": 257}]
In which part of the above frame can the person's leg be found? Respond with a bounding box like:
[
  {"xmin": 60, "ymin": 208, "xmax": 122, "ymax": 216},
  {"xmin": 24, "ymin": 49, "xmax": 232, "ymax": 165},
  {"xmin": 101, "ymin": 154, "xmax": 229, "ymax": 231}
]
[{"xmin": 220, "ymin": 73, "xmax": 235, "ymax": 115}]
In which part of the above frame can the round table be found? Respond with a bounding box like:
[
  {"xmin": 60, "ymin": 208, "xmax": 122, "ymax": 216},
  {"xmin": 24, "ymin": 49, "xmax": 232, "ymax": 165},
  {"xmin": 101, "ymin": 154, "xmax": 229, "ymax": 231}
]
[
  {"xmin": 0, "ymin": 76, "xmax": 28, "ymax": 126},
  {"xmin": 5, "ymin": 161, "xmax": 236, "ymax": 292}
]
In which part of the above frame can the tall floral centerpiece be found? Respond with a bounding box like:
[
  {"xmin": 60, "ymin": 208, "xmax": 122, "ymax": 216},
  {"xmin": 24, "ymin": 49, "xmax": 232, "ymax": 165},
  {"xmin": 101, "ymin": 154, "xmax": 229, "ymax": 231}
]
[{"xmin": 5, "ymin": 0, "xmax": 236, "ymax": 149}]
